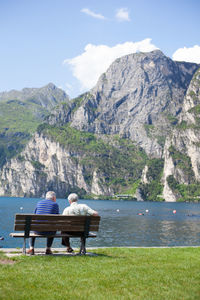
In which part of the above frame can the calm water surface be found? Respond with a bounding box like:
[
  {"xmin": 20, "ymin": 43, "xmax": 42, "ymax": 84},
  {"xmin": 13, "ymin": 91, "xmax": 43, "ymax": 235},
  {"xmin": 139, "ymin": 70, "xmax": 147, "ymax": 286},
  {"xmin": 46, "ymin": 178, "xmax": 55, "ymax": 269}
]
[{"xmin": 0, "ymin": 197, "xmax": 200, "ymax": 248}]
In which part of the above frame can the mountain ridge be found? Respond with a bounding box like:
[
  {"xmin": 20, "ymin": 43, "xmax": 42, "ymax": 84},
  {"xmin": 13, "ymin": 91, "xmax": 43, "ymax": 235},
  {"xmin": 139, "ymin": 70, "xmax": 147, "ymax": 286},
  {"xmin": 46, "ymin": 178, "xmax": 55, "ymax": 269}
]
[{"xmin": 0, "ymin": 83, "xmax": 69, "ymax": 109}]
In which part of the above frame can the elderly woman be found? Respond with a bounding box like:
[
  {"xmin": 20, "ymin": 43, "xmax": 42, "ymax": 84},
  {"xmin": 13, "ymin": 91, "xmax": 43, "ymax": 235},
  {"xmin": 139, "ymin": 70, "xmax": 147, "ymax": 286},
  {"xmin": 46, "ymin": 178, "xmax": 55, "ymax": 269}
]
[{"xmin": 62, "ymin": 193, "xmax": 98, "ymax": 252}]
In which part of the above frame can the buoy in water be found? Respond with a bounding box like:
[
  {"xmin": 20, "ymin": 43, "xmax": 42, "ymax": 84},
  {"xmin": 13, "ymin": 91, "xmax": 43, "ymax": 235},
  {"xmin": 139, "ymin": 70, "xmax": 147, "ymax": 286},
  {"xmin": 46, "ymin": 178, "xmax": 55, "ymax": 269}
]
[
  {"xmin": 173, "ymin": 210, "xmax": 176, "ymax": 214},
  {"xmin": 145, "ymin": 209, "xmax": 149, "ymax": 213},
  {"xmin": 116, "ymin": 209, "xmax": 120, "ymax": 212}
]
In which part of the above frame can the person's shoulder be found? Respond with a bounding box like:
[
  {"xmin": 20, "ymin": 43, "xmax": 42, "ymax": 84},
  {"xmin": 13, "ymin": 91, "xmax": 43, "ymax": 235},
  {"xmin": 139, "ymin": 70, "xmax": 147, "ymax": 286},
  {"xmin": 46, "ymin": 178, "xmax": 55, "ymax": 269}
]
[
  {"xmin": 82, "ymin": 203, "xmax": 95, "ymax": 214},
  {"xmin": 80, "ymin": 203, "xmax": 93, "ymax": 212},
  {"xmin": 78, "ymin": 203, "xmax": 88, "ymax": 207},
  {"xmin": 81, "ymin": 203, "xmax": 91, "ymax": 209},
  {"xmin": 62, "ymin": 206, "xmax": 70, "ymax": 214},
  {"xmin": 77, "ymin": 203, "xmax": 88, "ymax": 210},
  {"xmin": 37, "ymin": 199, "xmax": 46, "ymax": 205},
  {"xmin": 63, "ymin": 206, "xmax": 70, "ymax": 210},
  {"xmin": 38, "ymin": 198, "xmax": 50, "ymax": 203}
]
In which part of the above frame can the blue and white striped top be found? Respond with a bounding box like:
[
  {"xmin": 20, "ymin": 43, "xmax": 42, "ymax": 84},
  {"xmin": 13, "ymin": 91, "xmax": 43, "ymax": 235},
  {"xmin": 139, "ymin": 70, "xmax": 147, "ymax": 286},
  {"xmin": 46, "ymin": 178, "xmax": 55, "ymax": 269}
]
[{"xmin": 34, "ymin": 199, "xmax": 59, "ymax": 215}]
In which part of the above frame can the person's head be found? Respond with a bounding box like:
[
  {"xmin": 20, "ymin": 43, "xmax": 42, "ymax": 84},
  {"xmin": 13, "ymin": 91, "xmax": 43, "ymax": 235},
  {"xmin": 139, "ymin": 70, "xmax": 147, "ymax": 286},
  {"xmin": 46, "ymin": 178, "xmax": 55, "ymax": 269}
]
[
  {"xmin": 46, "ymin": 191, "xmax": 56, "ymax": 202},
  {"xmin": 68, "ymin": 193, "xmax": 78, "ymax": 204}
]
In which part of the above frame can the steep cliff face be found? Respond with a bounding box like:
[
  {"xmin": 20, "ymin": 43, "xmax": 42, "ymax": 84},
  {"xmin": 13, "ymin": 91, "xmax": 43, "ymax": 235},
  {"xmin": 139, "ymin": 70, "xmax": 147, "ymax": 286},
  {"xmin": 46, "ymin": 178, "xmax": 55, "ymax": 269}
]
[
  {"xmin": 0, "ymin": 128, "xmax": 146, "ymax": 197},
  {"xmin": 0, "ymin": 133, "xmax": 113, "ymax": 197},
  {"xmin": 163, "ymin": 68, "xmax": 200, "ymax": 201},
  {"xmin": 66, "ymin": 50, "xmax": 198, "ymax": 157}
]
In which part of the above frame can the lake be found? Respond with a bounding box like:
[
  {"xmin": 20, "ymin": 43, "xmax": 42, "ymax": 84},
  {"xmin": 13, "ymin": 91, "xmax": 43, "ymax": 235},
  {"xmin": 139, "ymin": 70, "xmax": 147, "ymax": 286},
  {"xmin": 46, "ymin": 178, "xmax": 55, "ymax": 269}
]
[{"xmin": 0, "ymin": 197, "xmax": 200, "ymax": 249}]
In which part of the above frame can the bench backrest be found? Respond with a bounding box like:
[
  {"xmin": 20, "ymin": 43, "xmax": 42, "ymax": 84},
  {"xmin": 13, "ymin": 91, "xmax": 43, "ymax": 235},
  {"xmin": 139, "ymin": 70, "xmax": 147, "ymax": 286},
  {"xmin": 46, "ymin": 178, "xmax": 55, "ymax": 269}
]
[{"xmin": 14, "ymin": 214, "xmax": 101, "ymax": 236}]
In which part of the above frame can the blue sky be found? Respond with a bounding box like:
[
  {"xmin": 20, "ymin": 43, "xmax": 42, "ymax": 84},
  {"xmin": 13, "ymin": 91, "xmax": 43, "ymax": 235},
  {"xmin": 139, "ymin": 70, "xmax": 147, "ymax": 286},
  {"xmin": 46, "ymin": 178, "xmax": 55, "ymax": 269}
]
[{"xmin": 0, "ymin": 0, "xmax": 200, "ymax": 98}]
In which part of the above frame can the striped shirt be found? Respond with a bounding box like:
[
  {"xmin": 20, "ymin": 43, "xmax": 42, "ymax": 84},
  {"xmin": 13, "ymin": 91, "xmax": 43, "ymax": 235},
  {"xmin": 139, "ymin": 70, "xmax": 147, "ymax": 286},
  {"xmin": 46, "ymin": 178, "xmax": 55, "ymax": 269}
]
[
  {"xmin": 34, "ymin": 198, "xmax": 59, "ymax": 234},
  {"xmin": 34, "ymin": 199, "xmax": 59, "ymax": 215}
]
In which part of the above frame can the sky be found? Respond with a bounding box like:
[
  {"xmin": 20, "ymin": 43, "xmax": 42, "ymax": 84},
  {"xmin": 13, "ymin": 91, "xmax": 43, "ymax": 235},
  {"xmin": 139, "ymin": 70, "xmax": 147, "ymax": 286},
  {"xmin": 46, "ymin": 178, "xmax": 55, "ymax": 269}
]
[{"xmin": 0, "ymin": 0, "xmax": 200, "ymax": 98}]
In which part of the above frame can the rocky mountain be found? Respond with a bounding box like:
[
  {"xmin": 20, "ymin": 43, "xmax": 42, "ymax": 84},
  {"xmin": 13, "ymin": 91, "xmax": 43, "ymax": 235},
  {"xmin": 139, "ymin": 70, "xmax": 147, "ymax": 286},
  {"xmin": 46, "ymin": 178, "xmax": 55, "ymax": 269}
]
[
  {"xmin": 0, "ymin": 83, "xmax": 69, "ymax": 109},
  {"xmin": 0, "ymin": 50, "xmax": 199, "ymax": 200},
  {"xmin": 48, "ymin": 50, "xmax": 198, "ymax": 157},
  {"xmin": 162, "ymin": 67, "xmax": 200, "ymax": 201},
  {"xmin": 0, "ymin": 83, "xmax": 70, "ymax": 167}
]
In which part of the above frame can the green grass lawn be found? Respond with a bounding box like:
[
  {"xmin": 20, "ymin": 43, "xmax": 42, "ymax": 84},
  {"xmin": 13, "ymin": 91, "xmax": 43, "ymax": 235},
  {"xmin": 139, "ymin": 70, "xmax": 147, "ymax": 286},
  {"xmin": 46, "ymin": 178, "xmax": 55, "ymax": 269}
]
[{"xmin": 0, "ymin": 247, "xmax": 200, "ymax": 300}]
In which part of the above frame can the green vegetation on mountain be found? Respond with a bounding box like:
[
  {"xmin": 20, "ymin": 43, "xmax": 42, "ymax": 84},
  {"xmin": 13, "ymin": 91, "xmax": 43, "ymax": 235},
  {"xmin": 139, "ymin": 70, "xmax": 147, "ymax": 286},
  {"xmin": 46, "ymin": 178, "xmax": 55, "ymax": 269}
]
[
  {"xmin": 166, "ymin": 114, "xmax": 178, "ymax": 125},
  {"xmin": 168, "ymin": 146, "xmax": 195, "ymax": 182},
  {"xmin": 143, "ymin": 124, "xmax": 155, "ymax": 137},
  {"xmin": 139, "ymin": 159, "xmax": 164, "ymax": 201},
  {"xmin": 0, "ymin": 83, "xmax": 69, "ymax": 168},
  {"xmin": 0, "ymin": 99, "xmax": 47, "ymax": 132},
  {"xmin": 31, "ymin": 160, "xmax": 45, "ymax": 170},
  {"xmin": 0, "ymin": 99, "xmax": 49, "ymax": 167},
  {"xmin": 167, "ymin": 175, "xmax": 200, "ymax": 202}
]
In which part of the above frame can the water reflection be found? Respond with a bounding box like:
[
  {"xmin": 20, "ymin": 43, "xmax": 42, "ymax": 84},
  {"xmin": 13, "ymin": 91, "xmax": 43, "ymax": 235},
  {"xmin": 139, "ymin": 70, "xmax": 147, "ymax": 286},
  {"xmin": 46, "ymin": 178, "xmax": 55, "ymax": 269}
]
[
  {"xmin": 93, "ymin": 200, "xmax": 200, "ymax": 247},
  {"xmin": 158, "ymin": 220, "xmax": 200, "ymax": 246}
]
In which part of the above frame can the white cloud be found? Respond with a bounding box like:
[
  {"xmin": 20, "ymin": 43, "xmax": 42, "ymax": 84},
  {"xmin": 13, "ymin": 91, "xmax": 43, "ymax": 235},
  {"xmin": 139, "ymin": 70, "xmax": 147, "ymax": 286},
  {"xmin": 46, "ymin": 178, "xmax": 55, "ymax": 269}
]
[
  {"xmin": 63, "ymin": 39, "xmax": 158, "ymax": 91},
  {"xmin": 115, "ymin": 8, "xmax": 130, "ymax": 22},
  {"xmin": 172, "ymin": 45, "xmax": 200, "ymax": 63},
  {"xmin": 81, "ymin": 8, "xmax": 106, "ymax": 20}
]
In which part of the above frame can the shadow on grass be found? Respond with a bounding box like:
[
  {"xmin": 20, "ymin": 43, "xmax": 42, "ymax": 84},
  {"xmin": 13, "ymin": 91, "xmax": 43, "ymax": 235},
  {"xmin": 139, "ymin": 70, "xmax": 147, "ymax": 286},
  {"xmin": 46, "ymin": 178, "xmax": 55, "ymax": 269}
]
[{"xmin": 35, "ymin": 252, "xmax": 113, "ymax": 258}]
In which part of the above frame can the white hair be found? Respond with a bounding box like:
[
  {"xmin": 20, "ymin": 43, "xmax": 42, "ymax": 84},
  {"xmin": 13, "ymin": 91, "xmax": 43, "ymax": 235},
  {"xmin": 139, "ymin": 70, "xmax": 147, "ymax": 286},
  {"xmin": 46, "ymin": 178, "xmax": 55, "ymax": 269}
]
[
  {"xmin": 46, "ymin": 191, "xmax": 56, "ymax": 200},
  {"xmin": 68, "ymin": 193, "xmax": 78, "ymax": 202}
]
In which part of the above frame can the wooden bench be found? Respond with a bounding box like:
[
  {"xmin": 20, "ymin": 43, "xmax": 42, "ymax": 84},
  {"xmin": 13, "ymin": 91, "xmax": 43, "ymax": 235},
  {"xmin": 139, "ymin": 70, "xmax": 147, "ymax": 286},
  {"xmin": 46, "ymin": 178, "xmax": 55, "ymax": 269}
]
[{"xmin": 10, "ymin": 214, "xmax": 101, "ymax": 255}]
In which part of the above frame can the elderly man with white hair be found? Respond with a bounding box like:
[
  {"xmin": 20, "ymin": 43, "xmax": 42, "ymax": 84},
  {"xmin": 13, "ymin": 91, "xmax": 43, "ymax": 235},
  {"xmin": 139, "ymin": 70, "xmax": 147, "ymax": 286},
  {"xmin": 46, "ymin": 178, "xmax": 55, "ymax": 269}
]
[
  {"xmin": 27, "ymin": 191, "xmax": 59, "ymax": 255},
  {"xmin": 62, "ymin": 193, "xmax": 98, "ymax": 253}
]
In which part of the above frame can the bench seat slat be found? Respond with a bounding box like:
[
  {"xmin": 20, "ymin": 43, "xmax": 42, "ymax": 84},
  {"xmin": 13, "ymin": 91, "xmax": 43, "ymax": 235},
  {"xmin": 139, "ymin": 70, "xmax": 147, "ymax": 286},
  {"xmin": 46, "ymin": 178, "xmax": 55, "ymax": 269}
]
[
  {"xmin": 15, "ymin": 222, "xmax": 100, "ymax": 229},
  {"xmin": 15, "ymin": 214, "xmax": 100, "ymax": 221},
  {"xmin": 15, "ymin": 225, "xmax": 89, "ymax": 231},
  {"xmin": 15, "ymin": 226, "xmax": 99, "ymax": 231},
  {"xmin": 10, "ymin": 232, "xmax": 97, "ymax": 238},
  {"xmin": 15, "ymin": 220, "xmax": 88, "ymax": 225}
]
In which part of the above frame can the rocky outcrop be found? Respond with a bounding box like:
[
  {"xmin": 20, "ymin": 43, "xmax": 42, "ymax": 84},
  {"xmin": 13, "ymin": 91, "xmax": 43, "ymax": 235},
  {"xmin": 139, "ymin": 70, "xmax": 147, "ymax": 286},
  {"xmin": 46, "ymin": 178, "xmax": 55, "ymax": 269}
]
[{"xmin": 162, "ymin": 68, "xmax": 200, "ymax": 201}]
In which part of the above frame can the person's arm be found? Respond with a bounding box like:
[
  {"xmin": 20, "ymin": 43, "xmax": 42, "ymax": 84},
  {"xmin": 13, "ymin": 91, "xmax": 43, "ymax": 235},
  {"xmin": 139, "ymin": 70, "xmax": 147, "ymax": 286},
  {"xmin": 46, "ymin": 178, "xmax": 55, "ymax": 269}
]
[
  {"xmin": 62, "ymin": 207, "xmax": 69, "ymax": 215},
  {"xmin": 53, "ymin": 203, "xmax": 59, "ymax": 214},
  {"xmin": 92, "ymin": 211, "xmax": 98, "ymax": 216},
  {"xmin": 84, "ymin": 204, "xmax": 98, "ymax": 216}
]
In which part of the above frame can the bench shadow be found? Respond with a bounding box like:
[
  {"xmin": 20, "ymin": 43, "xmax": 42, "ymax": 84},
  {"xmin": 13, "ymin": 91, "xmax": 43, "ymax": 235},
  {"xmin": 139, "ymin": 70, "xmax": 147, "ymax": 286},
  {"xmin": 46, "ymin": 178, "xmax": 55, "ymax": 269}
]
[{"xmin": 34, "ymin": 252, "xmax": 112, "ymax": 258}]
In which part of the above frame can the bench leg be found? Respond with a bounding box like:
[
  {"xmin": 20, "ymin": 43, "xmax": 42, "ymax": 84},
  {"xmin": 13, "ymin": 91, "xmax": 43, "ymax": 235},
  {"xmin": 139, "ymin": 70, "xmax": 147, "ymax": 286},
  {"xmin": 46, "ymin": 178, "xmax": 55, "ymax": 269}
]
[
  {"xmin": 23, "ymin": 238, "xmax": 26, "ymax": 255},
  {"xmin": 79, "ymin": 237, "xmax": 86, "ymax": 255}
]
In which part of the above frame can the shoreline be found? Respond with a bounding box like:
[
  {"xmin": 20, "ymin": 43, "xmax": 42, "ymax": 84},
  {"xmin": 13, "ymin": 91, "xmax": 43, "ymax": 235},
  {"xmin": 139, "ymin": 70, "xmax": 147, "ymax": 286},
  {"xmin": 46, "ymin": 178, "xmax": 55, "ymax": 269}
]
[
  {"xmin": 1, "ymin": 245, "xmax": 200, "ymax": 258},
  {"xmin": 1, "ymin": 246, "xmax": 200, "ymax": 257},
  {"xmin": 1, "ymin": 245, "xmax": 200, "ymax": 253}
]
